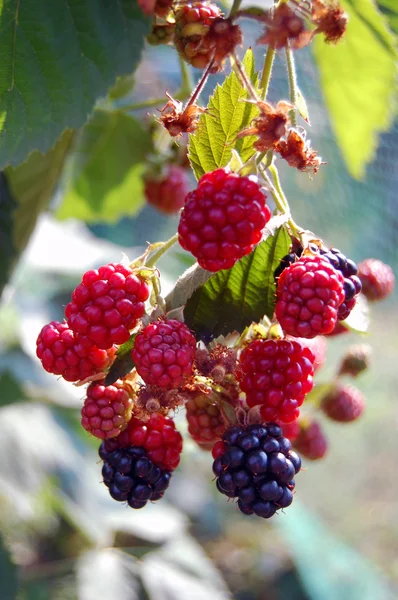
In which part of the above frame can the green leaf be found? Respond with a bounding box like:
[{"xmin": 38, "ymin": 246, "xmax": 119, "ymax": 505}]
[
  {"xmin": 0, "ymin": 1, "xmax": 149, "ymax": 169},
  {"xmin": 105, "ymin": 334, "xmax": 137, "ymax": 386},
  {"xmin": 184, "ymin": 227, "xmax": 291, "ymax": 341},
  {"xmin": 0, "ymin": 130, "xmax": 74, "ymax": 297},
  {"xmin": 0, "ymin": 535, "xmax": 18, "ymax": 600},
  {"xmin": 312, "ymin": 0, "xmax": 397, "ymax": 179},
  {"xmin": 0, "ymin": 370, "xmax": 27, "ymax": 407},
  {"xmin": 57, "ymin": 111, "xmax": 153, "ymax": 223},
  {"xmin": 377, "ymin": 1, "xmax": 398, "ymax": 37},
  {"xmin": 188, "ymin": 49, "xmax": 261, "ymax": 179}
]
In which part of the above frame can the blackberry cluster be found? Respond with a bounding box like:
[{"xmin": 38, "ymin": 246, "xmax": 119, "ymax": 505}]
[
  {"xmin": 319, "ymin": 248, "xmax": 362, "ymax": 320},
  {"xmin": 213, "ymin": 424, "xmax": 301, "ymax": 519},
  {"xmin": 99, "ymin": 439, "xmax": 171, "ymax": 509}
]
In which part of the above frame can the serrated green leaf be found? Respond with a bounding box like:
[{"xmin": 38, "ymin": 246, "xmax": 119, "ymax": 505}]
[
  {"xmin": 57, "ymin": 111, "xmax": 152, "ymax": 223},
  {"xmin": 0, "ymin": 1, "xmax": 149, "ymax": 169},
  {"xmin": 0, "ymin": 130, "xmax": 74, "ymax": 298},
  {"xmin": 378, "ymin": 0, "xmax": 398, "ymax": 36},
  {"xmin": 184, "ymin": 227, "xmax": 291, "ymax": 341},
  {"xmin": 312, "ymin": 0, "xmax": 397, "ymax": 179},
  {"xmin": 188, "ymin": 49, "xmax": 260, "ymax": 179},
  {"xmin": 105, "ymin": 334, "xmax": 137, "ymax": 386}
]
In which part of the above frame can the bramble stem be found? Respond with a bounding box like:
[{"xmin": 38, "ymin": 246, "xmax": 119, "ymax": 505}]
[
  {"xmin": 229, "ymin": 0, "xmax": 243, "ymax": 17},
  {"xmin": 268, "ymin": 164, "xmax": 302, "ymax": 238},
  {"xmin": 145, "ymin": 233, "xmax": 179, "ymax": 268},
  {"xmin": 260, "ymin": 46, "xmax": 276, "ymax": 100},
  {"xmin": 285, "ymin": 44, "xmax": 298, "ymax": 126}
]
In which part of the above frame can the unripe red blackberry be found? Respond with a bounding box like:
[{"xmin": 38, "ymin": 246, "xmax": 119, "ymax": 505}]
[
  {"xmin": 99, "ymin": 439, "xmax": 172, "ymax": 509},
  {"xmin": 174, "ymin": 3, "xmax": 242, "ymax": 72},
  {"xmin": 132, "ymin": 319, "xmax": 196, "ymax": 388},
  {"xmin": 275, "ymin": 254, "xmax": 345, "ymax": 338},
  {"xmin": 319, "ymin": 247, "xmax": 362, "ymax": 321},
  {"xmin": 178, "ymin": 168, "xmax": 271, "ymax": 272},
  {"xmin": 213, "ymin": 423, "xmax": 301, "ymax": 518},
  {"xmin": 337, "ymin": 344, "xmax": 371, "ymax": 378},
  {"xmin": 186, "ymin": 393, "xmax": 226, "ymax": 449},
  {"xmin": 81, "ymin": 381, "xmax": 133, "ymax": 439},
  {"xmin": 65, "ymin": 263, "xmax": 150, "ymax": 350},
  {"xmin": 293, "ymin": 419, "xmax": 328, "ymax": 460},
  {"xmin": 358, "ymin": 258, "xmax": 395, "ymax": 301},
  {"xmin": 290, "ymin": 336, "xmax": 327, "ymax": 372},
  {"xmin": 279, "ymin": 420, "xmax": 300, "ymax": 442},
  {"xmin": 144, "ymin": 165, "xmax": 190, "ymax": 215},
  {"xmin": 36, "ymin": 321, "xmax": 115, "ymax": 382},
  {"xmin": 117, "ymin": 413, "xmax": 183, "ymax": 471},
  {"xmin": 239, "ymin": 339, "xmax": 315, "ymax": 423},
  {"xmin": 321, "ymin": 384, "xmax": 365, "ymax": 422}
]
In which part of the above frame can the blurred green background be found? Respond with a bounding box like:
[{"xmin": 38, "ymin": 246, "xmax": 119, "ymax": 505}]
[{"xmin": 0, "ymin": 1, "xmax": 397, "ymax": 599}]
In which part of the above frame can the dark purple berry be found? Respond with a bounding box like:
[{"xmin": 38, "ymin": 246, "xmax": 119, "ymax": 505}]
[
  {"xmin": 238, "ymin": 433, "xmax": 260, "ymax": 452},
  {"xmin": 246, "ymin": 450, "xmax": 268, "ymax": 474},
  {"xmin": 288, "ymin": 451, "xmax": 301, "ymax": 473},
  {"xmin": 114, "ymin": 472, "xmax": 133, "ymax": 492},
  {"xmin": 221, "ymin": 446, "xmax": 245, "ymax": 469}
]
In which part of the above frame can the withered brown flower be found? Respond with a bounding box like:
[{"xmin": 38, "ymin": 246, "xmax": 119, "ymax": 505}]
[
  {"xmin": 276, "ymin": 129, "xmax": 325, "ymax": 176},
  {"xmin": 158, "ymin": 92, "xmax": 206, "ymax": 137},
  {"xmin": 311, "ymin": 0, "xmax": 348, "ymax": 44},
  {"xmin": 257, "ymin": 3, "xmax": 313, "ymax": 50},
  {"xmin": 237, "ymin": 100, "xmax": 293, "ymax": 152}
]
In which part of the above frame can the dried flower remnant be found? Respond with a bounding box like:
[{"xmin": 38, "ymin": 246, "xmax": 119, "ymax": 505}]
[
  {"xmin": 158, "ymin": 92, "xmax": 206, "ymax": 137},
  {"xmin": 276, "ymin": 129, "xmax": 324, "ymax": 176},
  {"xmin": 257, "ymin": 3, "xmax": 313, "ymax": 50},
  {"xmin": 237, "ymin": 100, "xmax": 293, "ymax": 152},
  {"xmin": 311, "ymin": 0, "xmax": 348, "ymax": 44}
]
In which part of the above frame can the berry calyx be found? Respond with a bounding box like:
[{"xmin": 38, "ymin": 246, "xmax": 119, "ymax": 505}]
[
  {"xmin": 81, "ymin": 381, "xmax": 133, "ymax": 439},
  {"xmin": 99, "ymin": 439, "xmax": 172, "ymax": 508},
  {"xmin": 358, "ymin": 258, "xmax": 395, "ymax": 301},
  {"xmin": 275, "ymin": 254, "xmax": 345, "ymax": 338},
  {"xmin": 178, "ymin": 168, "xmax": 271, "ymax": 272},
  {"xmin": 213, "ymin": 423, "xmax": 301, "ymax": 519},
  {"xmin": 239, "ymin": 339, "xmax": 315, "ymax": 423},
  {"xmin": 293, "ymin": 419, "xmax": 328, "ymax": 460},
  {"xmin": 65, "ymin": 263, "xmax": 150, "ymax": 350},
  {"xmin": 36, "ymin": 321, "xmax": 115, "ymax": 382},
  {"xmin": 321, "ymin": 384, "xmax": 365, "ymax": 422},
  {"xmin": 132, "ymin": 319, "xmax": 196, "ymax": 389},
  {"xmin": 174, "ymin": 3, "xmax": 242, "ymax": 72},
  {"xmin": 144, "ymin": 165, "xmax": 190, "ymax": 215},
  {"xmin": 186, "ymin": 393, "xmax": 227, "ymax": 449},
  {"xmin": 117, "ymin": 413, "xmax": 183, "ymax": 471}
]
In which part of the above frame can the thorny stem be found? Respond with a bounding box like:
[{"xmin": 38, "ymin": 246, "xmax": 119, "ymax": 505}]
[
  {"xmin": 285, "ymin": 43, "xmax": 298, "ymax": 126},
  {"xmin": 145, "ymin": 233, "xmax": 179, "ymax": 268},
  {"xmin": 260, "ymin": 46, "xmax": 276, "ymax": 100},
  {"xmin": 186, "ymin": 58, "xmax": 215, "ymax": 107},
  {"xmin": 232, "ymin": 52, "xmax": 259, "ymax": 102}
]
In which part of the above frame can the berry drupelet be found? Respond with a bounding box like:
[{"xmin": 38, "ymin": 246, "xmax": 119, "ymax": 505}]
[
  {"xmin": 319, "ymin": 247, "xmax": 362, "ymax": 320},
  {"xmin": 212, "ymin": 423, "xmax": 301, "ymax": 519}
]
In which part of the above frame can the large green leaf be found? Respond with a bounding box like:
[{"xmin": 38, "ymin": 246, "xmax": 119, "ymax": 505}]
[
  {"xmin": 184, "ymin": 226, "xmax": 291, "ymax": 341},
  {"xmin": 188, "ymin": 49, "xmax": 260, "ymax": 179},
  {"xmin": 312, "ymin": 0, "xmax": 397, "ymax": 179},
  {"xmin": 57, "ymin": 111, "xmax": 152, "ymax": 223},
  {"xmin": 377, "ymin": 0, "xmax": 398, "ymax": 37},
  {"xmin": 0, "ymin": 130, "xmax": 74, "ymax": 297},
  {"xmin": 0, "ymin": 1, "xmax": 149, "ymax": 169}
]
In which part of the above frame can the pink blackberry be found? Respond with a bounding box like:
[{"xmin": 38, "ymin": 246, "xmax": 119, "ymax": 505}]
[
  {"xmin": 81, "ymin": 381, "xmax": 133, "ymax": 439},
  {"xmin": 186, "ymin": 393, "xmax": 226, "ymax": 449},
  {"xmin": 132, "ymin": 319, "xmax": 196, "ymax": 388},
  {"xmin": 239, "ymin": 339, "xmax": 315, "ymax": 423},
  {"xmin": 293, "ymin": 419, "xmax": 328, "ymax": 460},
  {"xmin": 358, "ymin": 258, "xmax": 395, "ymax": 301},
  {"xmin": 117, "ymin": 413, "xmax": 183, "ymax": 471},
  {"xmin": 213, "ymin": 423, "xmax": 301, "ymax": 518},
  {"xmin": 275, "ymin": 254, "xmax": 345, "ymax": 338},
  {"xmin": 319, "ymin": 247, "xmax": 362, "ymax": 321},
  {"xmin": 321, "ymin": 384, "xmax": 365, "ymax": 422},
  {"xmin": 144, "ymin": 165, "xmax": 190, "ymax": 215},
  {"xmin": 290, "ymin": 336, "xmax": 327, "ymax": 372},
  {"xmin": 65, "ymin": 263, "xmax": 150, "ymax": 350},
  {"xmin": 99, "ymin": 439, "xmax": 172, "ymax": 509},
  {"xmin": 178, "ymin": 168, "xmax": 271, "ymax": 272},
  {"xmin": 36, "ymin": 321, "xmax": 115, "ymax": 382}
]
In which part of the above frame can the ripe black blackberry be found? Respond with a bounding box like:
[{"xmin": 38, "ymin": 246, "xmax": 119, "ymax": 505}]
[
  {"xmin": 212, "ymin": 423, "xmax": 301, "ymax": 519},
  {"xmin": 99, "ymin": 439, "xmax": 171, "ymax": 509},
  {"xmin": 274, "ymin": 245, "xmax": 303, "ymax": 280},
  {"xmin": 319, "ymin": 248, "xmax": 362, "ymax": 320}
]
